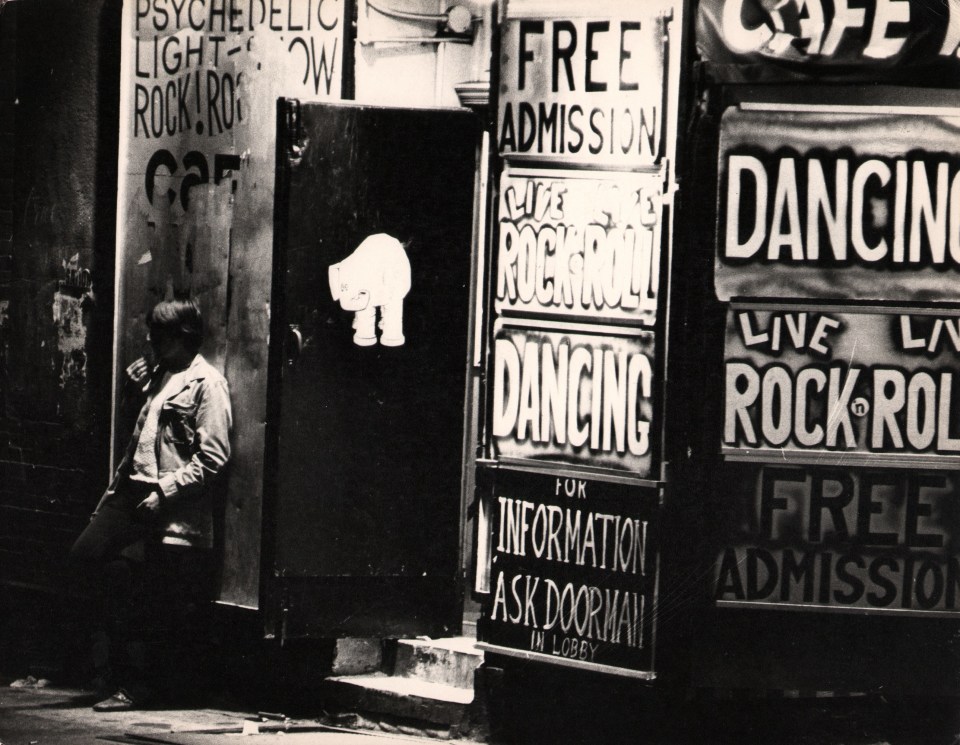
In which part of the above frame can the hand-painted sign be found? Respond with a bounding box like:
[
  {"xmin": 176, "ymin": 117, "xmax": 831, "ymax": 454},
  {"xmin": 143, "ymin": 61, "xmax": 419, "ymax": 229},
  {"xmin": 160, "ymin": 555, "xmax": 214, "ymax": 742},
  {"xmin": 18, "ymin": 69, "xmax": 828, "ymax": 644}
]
[
  {"xmin": 498, "ymin": 2, "xmax": 677, "ymax": 168},
  {"xmin": 118, "ymin": 0, "xmax": 345, "ymax": 361},
  {"xmin": 697, "ymin": 0, "xmax": 960, "ymax": 71},
  {"xmin": 716, "ymin": 104, "xmax": 960, "ymax": 301},
  {"xmin": 128, "ymin": 1, "xmax": 343, "ymax": 171},
  {"xmin": 724, "ymin": 304, "xmax": 960, "ymax": 469},
  {"xmin": 492, "ymin": 322, "xmax": 656, "ymax": 478},
  {"xmin": 117, "ymin": 0, "xmax": 345, "ymax": 606},
  {"xmin": 482, "ymin": 468, "xmax": 658, "ymax": 677},
  {"xmin": 496, "ymin": 167, "xmax": 662, "ymax": 326},
  {"xmin": 715, "ymin": 463, "xmax": 960, "ymax": 616},
  {"xmin": 481, "ymin": 0, "xmax": 680, "ymax": 679}
]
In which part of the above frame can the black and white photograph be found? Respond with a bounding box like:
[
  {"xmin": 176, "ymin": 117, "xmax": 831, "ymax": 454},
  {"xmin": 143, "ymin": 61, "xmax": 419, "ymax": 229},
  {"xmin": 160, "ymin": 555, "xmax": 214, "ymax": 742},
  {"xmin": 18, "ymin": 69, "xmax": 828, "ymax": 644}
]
[{"xmin": 4, "ymin": 1, "xmax": 960, "ymax": 743}]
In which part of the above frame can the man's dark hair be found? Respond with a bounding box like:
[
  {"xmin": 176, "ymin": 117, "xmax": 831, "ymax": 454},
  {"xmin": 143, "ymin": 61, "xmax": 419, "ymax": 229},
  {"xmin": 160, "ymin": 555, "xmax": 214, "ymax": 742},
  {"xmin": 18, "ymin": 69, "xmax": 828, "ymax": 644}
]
[{"xmin": 148, "ymin": 299, "xmax": 203, "ymax": 353}]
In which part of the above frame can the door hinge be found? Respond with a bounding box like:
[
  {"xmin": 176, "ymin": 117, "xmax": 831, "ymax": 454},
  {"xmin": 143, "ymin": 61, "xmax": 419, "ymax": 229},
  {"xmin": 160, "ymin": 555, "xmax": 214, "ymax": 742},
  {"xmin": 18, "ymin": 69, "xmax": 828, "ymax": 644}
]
[{"xmin": 282, "ymin": 98, "xmax": 305, "ymax": 166}]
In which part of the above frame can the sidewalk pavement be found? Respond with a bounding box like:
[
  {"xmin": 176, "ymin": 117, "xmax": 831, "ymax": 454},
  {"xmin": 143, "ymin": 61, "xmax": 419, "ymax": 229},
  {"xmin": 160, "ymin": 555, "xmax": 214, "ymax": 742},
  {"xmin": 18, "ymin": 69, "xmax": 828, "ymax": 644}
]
[{"xmin": 0, "ymin": 681, "xmax": 437, "ymax": 745}]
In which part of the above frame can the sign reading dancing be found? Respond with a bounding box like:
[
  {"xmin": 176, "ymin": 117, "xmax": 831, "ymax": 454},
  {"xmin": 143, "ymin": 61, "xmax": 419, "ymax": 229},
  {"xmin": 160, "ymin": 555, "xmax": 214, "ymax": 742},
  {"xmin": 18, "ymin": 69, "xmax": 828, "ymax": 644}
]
[
  {"xmin": 716, "ymin": 105, "xmax": 960, "ymax": 301},
  {"xmin": 492, "ymin": 324, "xmax": 656, "ymax": 477}
]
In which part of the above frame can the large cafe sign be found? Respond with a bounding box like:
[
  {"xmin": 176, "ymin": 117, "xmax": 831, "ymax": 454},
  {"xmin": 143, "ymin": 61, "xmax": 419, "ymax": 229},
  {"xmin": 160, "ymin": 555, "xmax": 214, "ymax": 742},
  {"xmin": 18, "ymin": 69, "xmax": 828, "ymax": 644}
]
[{"xmin": 698, "ymin": 0, "xmax": 960, "ymax": 71}]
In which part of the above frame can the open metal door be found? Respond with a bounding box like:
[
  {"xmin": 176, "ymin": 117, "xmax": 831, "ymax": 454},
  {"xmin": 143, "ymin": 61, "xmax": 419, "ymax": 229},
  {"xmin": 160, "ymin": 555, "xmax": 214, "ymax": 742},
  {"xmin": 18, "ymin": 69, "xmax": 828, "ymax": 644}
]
[{"xmin": 265, "ymin": 100, "xmax": 480, "ymax": 640}]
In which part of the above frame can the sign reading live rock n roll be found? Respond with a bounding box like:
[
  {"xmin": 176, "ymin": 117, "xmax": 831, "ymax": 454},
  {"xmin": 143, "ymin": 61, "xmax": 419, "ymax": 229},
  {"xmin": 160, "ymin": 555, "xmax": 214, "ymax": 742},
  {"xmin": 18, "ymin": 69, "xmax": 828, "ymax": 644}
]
[
  {"xmin": 492, "ymin": 323, "xmax": 656, "ymax": 477},
  {"xmin": 498, "ymin": 2, "xmax": 677, "ymax": 168},
  {"xmin": 715, "ymin": 463, "xmax": 960, "ymax": 616},
  {"xmin": 716, "ymin": 105, "xmax": 960, "ymax": 302},
  {"xmin": 496, "ymin": 168, "xmax": 663, "ymax": 326},
  {"xmin": 724, "ymin": 304, "xmax": 960, "ymax": 468},
  {"xmin": 697, "ymin": 0, "xmax": 960, "ymax": 70},
  {"xmin": 483, "ymin": 469, "xmax": 658, "ymax": 676}
]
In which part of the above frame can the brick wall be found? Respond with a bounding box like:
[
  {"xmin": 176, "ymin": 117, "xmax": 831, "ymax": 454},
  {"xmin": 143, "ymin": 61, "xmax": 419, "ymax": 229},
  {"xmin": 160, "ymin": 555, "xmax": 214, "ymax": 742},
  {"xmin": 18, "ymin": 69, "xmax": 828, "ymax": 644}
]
[
  {"xmin": 0, "ymin": 0, "xmax": 119, "ymax": 590},
  {"xmin": 0, "ymin": 3, "xmax": 13, "ymax": 290}
]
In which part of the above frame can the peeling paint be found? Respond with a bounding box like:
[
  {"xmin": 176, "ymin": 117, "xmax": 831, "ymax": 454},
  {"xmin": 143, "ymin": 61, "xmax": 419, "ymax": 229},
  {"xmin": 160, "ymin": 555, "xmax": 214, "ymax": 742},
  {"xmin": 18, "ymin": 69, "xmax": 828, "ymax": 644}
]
[
  {"xmin": 53, "ymin": 287, "xmax": 93, "ymax": 388},
  {"xmin": 60, "ymin": 252, "xmax": 92, "ymax": 292}
]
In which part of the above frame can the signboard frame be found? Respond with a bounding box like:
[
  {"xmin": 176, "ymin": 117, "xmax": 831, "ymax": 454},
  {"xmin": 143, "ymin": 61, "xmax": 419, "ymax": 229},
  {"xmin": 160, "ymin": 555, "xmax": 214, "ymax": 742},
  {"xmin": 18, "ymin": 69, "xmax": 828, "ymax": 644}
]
[
  {"xmin": 475, "ymin": 0, "xmax": 685, "ymax": 681},
  {"xmin": 722, "ymin": 302, "xmax": 960, "ymax": 471},
  {"xmin": 478, "ymin": 464, "xmax": 660, "ymax": 680},
  {"xmin": 706, "ymin": 88, "xmax": 960, "ymax": 626},
  {"xmin": 713, "ymin": 461, "xmax": 960, "ymax": 618}
]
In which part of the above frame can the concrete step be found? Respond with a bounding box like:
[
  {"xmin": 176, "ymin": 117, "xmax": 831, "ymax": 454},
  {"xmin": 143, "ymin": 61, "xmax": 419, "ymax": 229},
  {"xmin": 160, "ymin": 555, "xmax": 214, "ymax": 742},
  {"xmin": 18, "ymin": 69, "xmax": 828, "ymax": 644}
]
[
  {"xmin": 324, "ymin": 672, "xmax": 475, "ymax": 727},
  {"xmin": 394, "ymin": 636, "xmax": 483, "ymax": 689}
]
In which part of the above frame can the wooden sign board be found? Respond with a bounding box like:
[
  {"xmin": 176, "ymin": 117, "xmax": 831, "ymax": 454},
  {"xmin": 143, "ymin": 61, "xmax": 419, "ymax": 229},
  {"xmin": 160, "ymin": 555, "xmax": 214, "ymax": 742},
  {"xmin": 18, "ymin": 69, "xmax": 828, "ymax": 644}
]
[{"xmin": 479, "ymin": 468, "xmax": 659, "ymax": 678}]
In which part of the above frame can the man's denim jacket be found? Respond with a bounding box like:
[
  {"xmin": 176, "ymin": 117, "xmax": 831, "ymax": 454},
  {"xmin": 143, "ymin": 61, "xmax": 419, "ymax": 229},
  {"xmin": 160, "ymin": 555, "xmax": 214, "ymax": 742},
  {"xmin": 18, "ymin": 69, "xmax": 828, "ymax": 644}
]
[{"xmin": 96, "ymin": 354, "xmax": 232, "ymax": 548}]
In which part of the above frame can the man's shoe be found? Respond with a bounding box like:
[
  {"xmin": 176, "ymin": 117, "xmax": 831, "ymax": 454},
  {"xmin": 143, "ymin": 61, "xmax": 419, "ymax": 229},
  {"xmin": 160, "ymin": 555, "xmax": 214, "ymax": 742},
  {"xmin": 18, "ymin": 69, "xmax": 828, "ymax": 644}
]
[{"xmin": 92, "ymin": 689, "xmax": 137, "ymax": 712}]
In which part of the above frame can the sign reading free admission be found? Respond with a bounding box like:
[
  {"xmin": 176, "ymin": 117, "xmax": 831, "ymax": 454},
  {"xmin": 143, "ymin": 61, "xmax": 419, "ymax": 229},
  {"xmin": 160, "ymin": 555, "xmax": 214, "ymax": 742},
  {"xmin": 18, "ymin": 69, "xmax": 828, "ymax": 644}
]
[
  {"xmin": 480, "ymin": 468, "xmax": 658, "ymax": 677},
  {"xmin": 498, "ymin": 0, "xmax": 677, "ymax": 168},
  {"xmin": 724, "ymin": 304, "xmax": 960, "ymax": 470},
  {"xmin": 716, "ymin": 104, "xmax": 960, "ymax": 302},
  {"xmin": 715, "ymin": 463, "xmax": 960, "ymax": 616}
]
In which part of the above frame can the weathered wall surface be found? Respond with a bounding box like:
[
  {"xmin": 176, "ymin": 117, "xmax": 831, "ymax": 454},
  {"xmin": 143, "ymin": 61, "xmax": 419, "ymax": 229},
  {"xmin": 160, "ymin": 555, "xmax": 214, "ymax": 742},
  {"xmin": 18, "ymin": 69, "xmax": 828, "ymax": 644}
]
[
  {"xmin": 354, "ymin": 0, "xmax": 491, "ymax": 107},
  {"xmin": 0, "ymin": 0, "xmax": 490, "ymax": 604},
  {"xmin": 0, "ymin": 0, "xmax": 120, "ymax": 587},
  {"xmin": 115, "ymin": 0, "xmax": 346, "ymax": 607}
]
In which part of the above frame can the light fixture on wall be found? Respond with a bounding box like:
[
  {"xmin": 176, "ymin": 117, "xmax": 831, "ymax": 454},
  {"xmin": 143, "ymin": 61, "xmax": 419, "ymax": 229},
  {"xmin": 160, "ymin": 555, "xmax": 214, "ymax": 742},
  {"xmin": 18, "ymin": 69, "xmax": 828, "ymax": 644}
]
[
  {"xmin": 444, "ymin": 5, "xmax": 473, "ymax": 35},
  {"xmin": 363, "ymin": 0, "xmax": 478, "ymax": 42}
]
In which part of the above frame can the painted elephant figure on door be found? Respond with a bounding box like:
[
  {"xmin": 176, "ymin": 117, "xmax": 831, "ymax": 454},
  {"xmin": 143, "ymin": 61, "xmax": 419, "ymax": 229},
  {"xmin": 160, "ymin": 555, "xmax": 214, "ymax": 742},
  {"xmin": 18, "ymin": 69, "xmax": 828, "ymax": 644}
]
[{"xmin": 328, "ymin": 233, "xmax": 412, "ymax": 346}]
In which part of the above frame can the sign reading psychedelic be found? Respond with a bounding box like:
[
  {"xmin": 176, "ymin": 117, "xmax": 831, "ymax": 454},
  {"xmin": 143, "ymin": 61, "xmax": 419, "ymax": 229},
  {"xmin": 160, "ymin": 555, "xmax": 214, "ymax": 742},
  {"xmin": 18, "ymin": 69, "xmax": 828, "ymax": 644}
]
[{"xmin": 716, "ymin": 105, "xmax": 960, "ymax": 301}]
